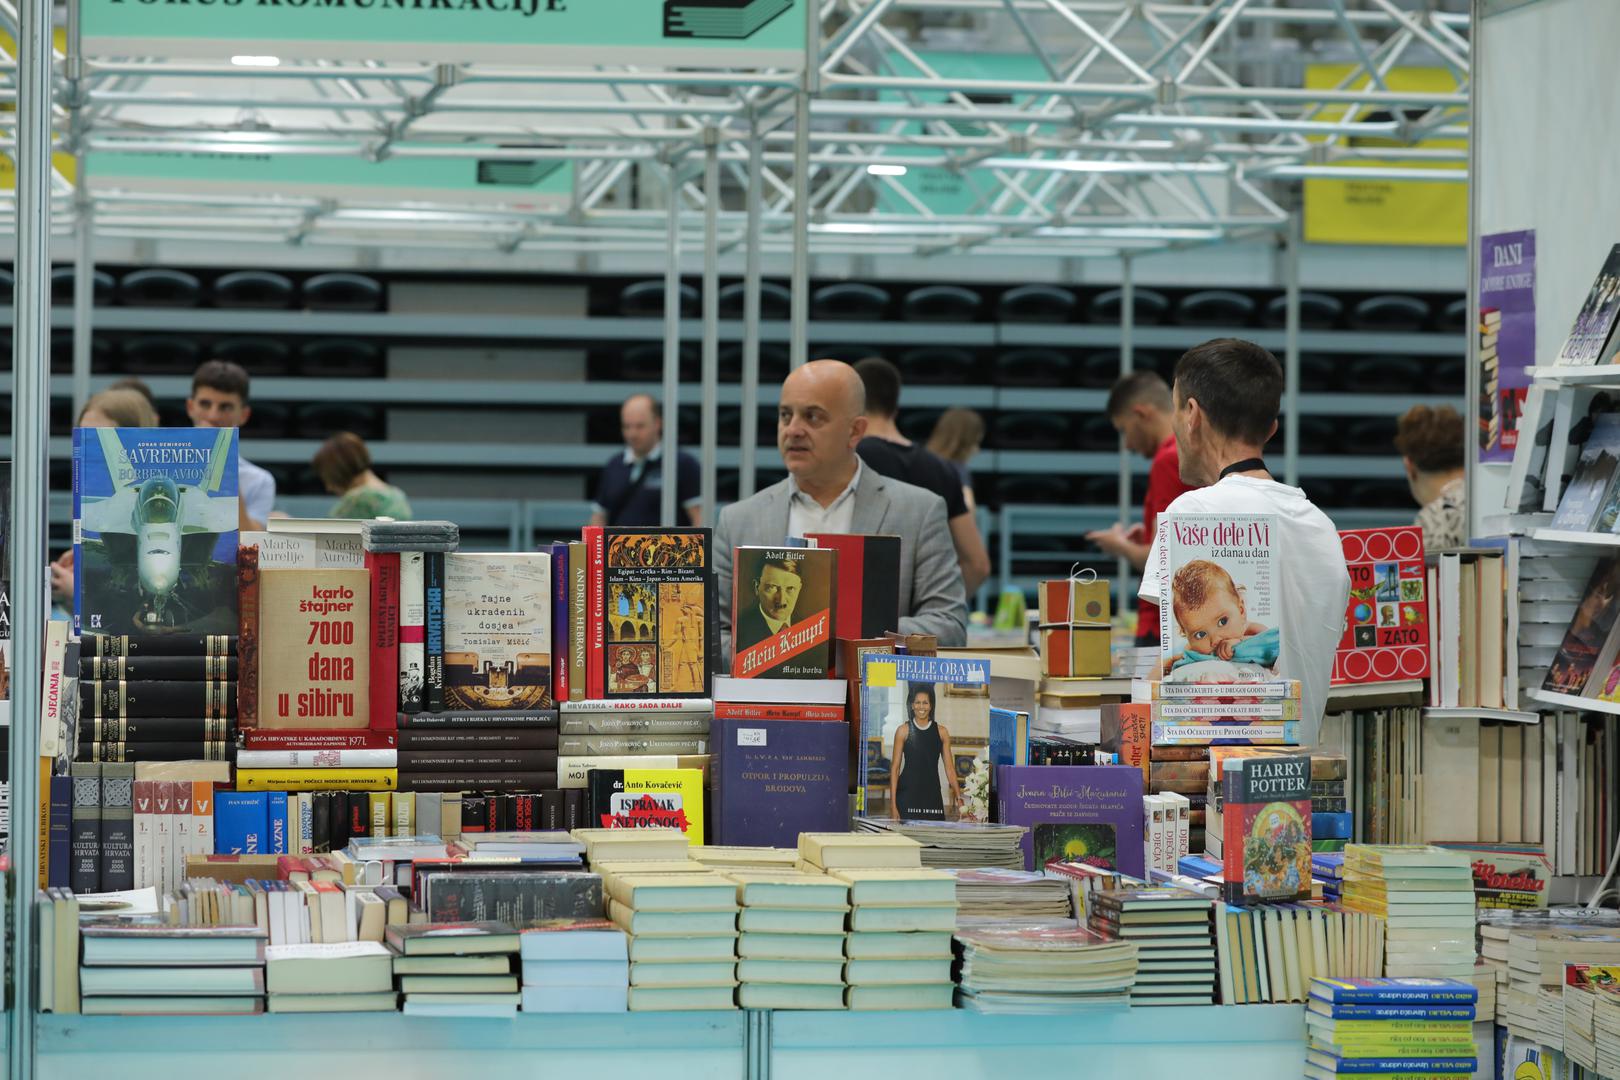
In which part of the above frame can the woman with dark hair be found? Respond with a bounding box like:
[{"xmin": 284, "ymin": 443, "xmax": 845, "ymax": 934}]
[
  {"xmin": 314, "ymin": 431, "xmax": 413, "ymax": 520},
  {"xmin": 1393, "ymin": 404, "xmax": 1465, "ymax": 549},
  {"xmin": 888, "ymin": 681, "xmax": 959, "ymax": 821}
]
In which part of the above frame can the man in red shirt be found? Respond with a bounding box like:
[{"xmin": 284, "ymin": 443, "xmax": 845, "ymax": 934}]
[{"xmin": 1086, "ymin": 371, "xmax": 1197, "ymax": 645}]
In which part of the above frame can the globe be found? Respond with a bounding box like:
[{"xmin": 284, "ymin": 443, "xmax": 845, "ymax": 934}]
[{"xmin": 1353, "ymin": 601, "xmax": 1374, "ymax": 623}]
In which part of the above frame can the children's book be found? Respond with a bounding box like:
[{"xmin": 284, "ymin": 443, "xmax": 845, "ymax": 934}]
[
  {"xmin": 857, "ymin": 653, "xmax": 991, "ymax": 823},
  {"xmin": 1219, "ymin": 752, "xmax": 1310, "ymax": 905},
  {"xmin": 74, "ymin": 427, "xmax": 240, "ymax": 638},
  {"xmin": 1156, "ymin": 514, "xmax": 1280, "ymax": 685},
  {"xmin": 1333, "ymin": 526, "xmax": 1430, "ymax": 685}
]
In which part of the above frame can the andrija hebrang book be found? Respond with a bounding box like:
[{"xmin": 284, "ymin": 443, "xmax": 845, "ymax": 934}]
[
  {"xmin": 443, "ymin": 553, "xmax": 553, "ymax": 711},
  {"xmin": 1157, "ymin": 513, "xmax": 1281, "ymax": 685},
  {"xmin": 857, "ymin": 653, "xmax": 991, "ymax": 822},
  {"xmin": 74, "ymin": 427, "xmax": 240, "ymax": 638},
  {"xmin": 598, "ymin": 529, "xmax": 713, "ymax": 699}
]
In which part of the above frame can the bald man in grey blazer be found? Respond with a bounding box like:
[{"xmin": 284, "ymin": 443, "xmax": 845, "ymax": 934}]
[{"xmin": 715, "ymin": 360, "xmax": 968, "ymax": 667}]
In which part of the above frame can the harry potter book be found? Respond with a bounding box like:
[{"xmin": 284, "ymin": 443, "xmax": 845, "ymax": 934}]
[
  {"xmin": 731, "ymin": 546, "xmax": 835, "ymax": 679},
  {"xmin": 443, "ymin": 553, "xmax": 553, "ymax": 711},
  {"xmin": 73, "ymin": 426, "xmax": 240, "ymax": 639},
  {"xmin": 257, "ymin": 568, "xmax": 371, "ymax": 730},
  {"xmin": 1219, "ymin": 752, "xmax": 1311, "ymax": 905},
  {"xmin": 596, "ymin": 528, "xmax": 713, "ymax": 699}
]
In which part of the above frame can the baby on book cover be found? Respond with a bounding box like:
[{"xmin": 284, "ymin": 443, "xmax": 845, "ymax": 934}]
[{"xmin": 1157, "ymin": 513, "xmax": 1281, "ymax": 684}]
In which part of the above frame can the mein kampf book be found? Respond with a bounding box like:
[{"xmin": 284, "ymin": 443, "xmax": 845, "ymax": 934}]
[
  {"xmin": 1157, "ymin": 514, "xmax": 1280, "ymax": 684},
  {"xmin": 731, "ymin": 546, "xmax": 835, "ymax": 679},
  {"xmin": 857, "ymin": 653, "xmax": 991, "ymax": 822},
  {"xmin": 73, "ymin": 426, "xmax": 240, "ymax": 638},
  {"xmin": 597, "ymin": 528, "xmax": 713, "ymax": 699},
  {"xmin": 257, "ymin": 568, "xmax": 371, "ymax": 729},
  {"xmin": 443, "ymin": 553, "xmax": 553, "ymax": 711},
  {"xmin": 995, "ymin": 764, "xmax": 1145, "ymax": 876},
  {"xmin": 1333, "ymin": 526, "xmax": 1431, "ymax": 685},
  {"xmin": 1556, "ymin": 243, "xmax": 1620, "ymax": 365},
  {"xmin": 1219, "ymin": 752, "xmax": 1310, "ymax": 905}
]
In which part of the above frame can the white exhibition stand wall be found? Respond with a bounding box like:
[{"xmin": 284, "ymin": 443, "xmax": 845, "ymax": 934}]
[{"xmin": 1470, "ymin": 0, "xmax": 1620, "ymax": 533}]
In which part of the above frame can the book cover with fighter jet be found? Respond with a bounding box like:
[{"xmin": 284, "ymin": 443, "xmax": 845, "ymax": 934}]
[{"xmin": 73, "ymin": 427, "xmax": 240, "ymax": 638}]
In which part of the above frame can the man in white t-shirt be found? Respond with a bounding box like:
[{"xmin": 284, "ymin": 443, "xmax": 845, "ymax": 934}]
[{"xmin": 1139, "ymin": 338, "xmax": 1351, "ymax": 743}]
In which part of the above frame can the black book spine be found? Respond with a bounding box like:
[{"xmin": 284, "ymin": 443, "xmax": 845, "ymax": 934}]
[
  {"xmin": 99, "ymin": 763, "xmax": 136, "ymax": 892},
  {"xmin": 396, "ymin": 750, "xmax": 559, "ymax": 772},
  {"xmin": 496, "ymin": 794, "xmax": 515, "ymax": 832},
  {"xmin": 330, "ymin": 791, "xmax": 352, "ymax": 850},
  {"xmin": 461, "ymin": 795, "xmax": 488, "ymax": 833},
  {"xmin": 396, "ymin": 771, "xmax": 560, "ymax": 794},
  {"xmin": 48, "ymin": 775, "xmax": 72, "ymax": 889},
  {"xmin": 80, "ymin": 655, "xmax": 239, "ymax": 681},
  {"xmin": 70, "ymin": 763, "xmax": 102, "ymax": 894},
  {"xmin": 424, "ymin": 553, "xmax": 446, "ymax": 713},
  {"xmin": 78, "ymin": 741, "xmax": 235, "ymax": 763},
  {"xmin": 86, "ymin": 634, "xmax": 238, "ymax": 659},
  {"xmin": 513, "ymin": 793, "xmax": 539, "ymax": 831},
  {"xmin": 564, "ymin": 788, "xmax": 584, "ymax": 831},
  {"xmin": 347, "ymin": 792, "xmax": 372, "ymax": 842},
  {"xmin": 85, "ymin": 679, "xmax": 236, "ymax": 720},
  {"xmin": 396, "ymin": 709, "xmax": 559, "ymax": 729},
  {"xmin": 80, "ymin": 716, "xmax": 236, "ymax": 743},
  {"xmin": 395, "ymin": 727, "xmax": 560, "ymax": 749},
  {"xmin": 311, "ymin": 790, "xmax": 333, "ymax": 854},
  {"xmin": 540, "ymin": 789, "xmax": 562, "ymax": 831}
]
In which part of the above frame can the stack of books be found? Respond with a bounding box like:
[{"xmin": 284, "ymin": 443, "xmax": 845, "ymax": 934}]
[
  {"xmin": 518, "ymin": 918, "xmax": 629, "ymax": 1013},
  {"xmin": 388, "ymin": 921, "xmax": 521, "ymax": 1017},
  {"xmin": 1133, "ymin": 674, "xmax": 1303, "ymax": 747},
  {"xmin": 78, "ymin": 634, "xmax": 239, "ymax": 764},
  {"xmin": 79, "ymin": 923, "xmax": 266, "ymax": 1015},
  {"xmin": 1305, "ymin": 976, "xmax": 1480, "ymax": 1080},
  {"xmin": 1311, "ymin": 758, "xmax": 1350, "ymax": 854},
  {"xmin": 954, "ymin": 925, "xmax": 1138, "ymax": 1013},
  {"xmin": 729, "ymin": 869, "xmax": 850, "ymax": 1010},
  {"xmin": 1563, "ymin": 964, "xmax": 1615, "ymax": 1075},
  {"xmin": 947, "ymin": 868, "xmax": 1072, "ymax": 926},
  {"xmin": 832, "ymin": 868, "xmax": 957, "ymax": 1010},
  {"xmin": 576, "ymin": 826, "xmax": 691, "ymax": 867},
  {"xmin": 1597, "ymin": 971, "xmax": 1620, "ymax": 1078},
  {"xmin": 264, "ymin": 941, "xmax": 396, "ymax": 1013},
  {"xmin": 1505, "ymin": 919, "xmax": 1620, "ymax": 1049},
  {"xmin": 394, "ymin": 706, "xmax": 562, "ymax": 799},
  {"xmin": 603, "ymin": 867, "xmax": 738, "ymax": 1011},
  {"xmin": 1087, "ymin": 886, "xmax": 1215, "ymax": 1005},
  {"xmin": 561, "ymin": 698, "xmax": 710, "ymax": 775},
  {"xmin": 692, "ymin": 846, "xmax": 798, "ymax": 872},
  {"xmin": 1313, "ymin": 853, "xmax": 1344, "ymax": 902},
  {"xmin": 852, "ymin": 819, "xmax": 1028, "ymax": 871},
  {"xmin": 1340, "ymin": 845, "xmax": 1476, "ymax": 980},
  {"xmin": 1212, "ymin": 903, "xmax": 1387, "ymax": 1005}
]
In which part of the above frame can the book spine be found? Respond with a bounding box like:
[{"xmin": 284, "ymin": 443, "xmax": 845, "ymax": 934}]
[
  {"xmin": 551, "ymin": 541, "xmax": 570, "ymax": 703},
  {"xmin": 152, "ymin": 781, "xmax": 174, "ymax": 895},
  {"xmin": 266, "ymin": 792, "xmax": 288, "ymax": 855},
  {"xmin": 399, "ymin": 551, "xmax": 426, "ymax": 714},
  {"xmin": 558, "ymin": 735, "xmax": 707, "ymax": 755},
  {"xmin": 397, "ymin": 709, "xmax": 560, "ymax": 729},
  {"xmin": 394, "ymin": 791, "xmax": 415, "ymax": 837},
  {"xmin": 1219, "ymin": 766, "xmax": 1241, "ymax": 904},
  {"xmin": 396, "ymin": 771, "xmax": 560, "ymax": 793},
  {"xmin": 85, "ymin": 679, "xmax": 237, "ymax": 719},
  {"xmin": 70, "ymin": 763, "xmax": 102, "ymax": 894},
  {"xmin": 311, "ymin": 790, "xmax": 332, "ymax": 853},
  {"xmin": 80, "ymin": 716, "xmax": 235, "ymax": 743},
  {"xmin": 81, "ymin": 656, "xmax": 239, "ymax": 681},
  {"xmin": 348, "ymin": 792, "xmax": 372, "ymax": 842},
  {"xmin": 424, "ymin": 552, "xmax": 446, "ymax": 713},
  {"xmin": 568, "ymin": 541, "xmax": 587, "ymax": 702},
  {"xmin": 234, "ymin": 748, "xmax": 400, "ymax": 769},
  {"xmin": 560, "ymin": 715, "xmax": 710, "ymax": 735},
  {"xmin": 369, "ymin": 792, "xmax": 391, "ymax": 838},
  {"xmin": 79, "ymin": 741, "xmax": 235, "ymax": 763},
  {"xmin": 47, "ymin": 773, "xmax": 71, "ymax": 889},
  {"xmin": 396, "ymin": 727, "xmax": 558, "ymax": 749},
  {"xmin": 712, "ymin": 703, "xmax": 843, "ymax": 721},
  {"xmin": 192, "ymin": 782, "xmax": 215, "ymax": 860},
  {"xmin": 132, "ymin": 780, "xmax": 155, "ymax": 890},
  {"xmin": 72, "ymin": 427, "xmax": 83, "ymax": 636},
  {"xmin": 85, "ymin": 634, "xmax": 238, "ymax": 659},
  {"xmin": 98, "ymin": 763, "xmax": 136, "ymax": 892},
  {"xmin": 584, "ymin": 526, "xmax": 604, "ymax": 699},
  {"xmin": 241, "ymin": 730, "xmax": 398, "ymax": 751},
  {"xmin": 396, "ymin": 750, "xmax": 559, "ymax": 772},
  {"xmin": 234, "ymin": 769, "xmax": 399, "ymax": 792},
  {"xmin": 237, "ymin": 543, "xmax": 260, "ymax": 729},
  {"xmin": 173, "ymin": 782, "xmax": 193, "ymax": 873},
  {"xmin": 368, "ymin": 551, "xmax": 402, "ymax": 732},
  {"xmin": 213, "ymin": 791, "xmax": 266, "ymax": 855}
]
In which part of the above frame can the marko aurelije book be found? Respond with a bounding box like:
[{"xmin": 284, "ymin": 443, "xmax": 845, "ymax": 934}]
[
  {"xmin": 443, "ymin": 553, "xmax": 552, "ymax": 711},
  {"xmin": 73, "ymin": 426, "xmax": 240, "ymax": 638},
  {"xmin": 857, "ymin": 652, "xmax": 991, "ymax": 822},
  {"xmin": 1157, "ymin": 513, "xmax": 1281, "ymax": 685},
  {"xmin": 1219, "ymin": 752, "xmax": 1311, "ymax": 905},
  {"xmin": 598, "ymin": 528, "xmax": 713, "ymax": 699},
  {"xmin": 995, "ymin": 764, "xmax": 1146, "ymax": 876},
  {"xmin": 730, "ymin": 546, "xmax": 834, "ymax": 679},
  {"xmin": 258, "ymin": 568, "xmax": 371, "ymax": 729}
]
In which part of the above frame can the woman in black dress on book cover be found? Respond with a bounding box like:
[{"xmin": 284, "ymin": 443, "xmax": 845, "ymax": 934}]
[{"xmin": 888, "ymin": 682, "xmax": 959, "ymax": 821}]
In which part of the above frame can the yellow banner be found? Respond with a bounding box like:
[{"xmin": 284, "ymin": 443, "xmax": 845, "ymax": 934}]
[
  {"xmin": 0, "ymin": 29, "xmax": 77, "ymax": 188},
  {"xmin": 1302, "ymin": 64, "xmax": 1466, "ymax": 247}
]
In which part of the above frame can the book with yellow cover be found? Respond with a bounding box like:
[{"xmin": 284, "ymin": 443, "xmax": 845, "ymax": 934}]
[
  {"xmin": 234, "ymin": 769, "xmax": 397, "ymax": 792},
  {"xmin": 586, "ymin": 767, "xmax": 706, "ymax": 845}
]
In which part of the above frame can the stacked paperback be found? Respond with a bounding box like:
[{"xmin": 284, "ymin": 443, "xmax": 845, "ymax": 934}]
[
  {"xmin": 1087, "ymin": 886, "xmax": 1215, "ymax": 1005},
  {"xmin": 79, "ymin": 635, "xmax": 239, "ymax": 764},
  {"xmin": 947, "ymin": 868, "xmax": 1072, "ymax": 926},
  {"xmin": 1306, "ymin": 976, "xmax": 1479, "ymax": 1080},
  {"xmin": 954, "ymin": 925, "xmax": 1137, "ymax": 1013},
  {"xmin": 853, "ymin": 819, "xmax": 1027, "ymax": 871},
  {"xmin": 518, "ymin": 919, "xmax": 629, "ymax": 1013},
  {"xmin": 265, "ymin": 941, "xmax": 396, "ymax": 1013},
  {"xmin": 1340, "ymin": 845, "xmax": 1476, "ymax": 980},
  {"xmin": 605, "ymin": 868, "xmax": 738, "ymax": 1011},
  {"xmin": 730, "ymin": 870, "xmax": 850, "ymax": 1010},
  {"xmin": 388, "ymin": 921, "xmax": 521, "ymax": 1016},
  {"xmin": 79, "ymin": 923, "xmax": 267, "ymax": 1016}
]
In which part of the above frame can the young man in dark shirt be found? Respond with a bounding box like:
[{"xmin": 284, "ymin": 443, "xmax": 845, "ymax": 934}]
[{"xmin": 853, "ymin": 358, "xmax": 991, "ymax": 596}]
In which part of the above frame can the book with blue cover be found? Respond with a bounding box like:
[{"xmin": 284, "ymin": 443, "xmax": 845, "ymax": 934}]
[
  {"xmin": 1307, "ymin": 999, "xmax": 1476, "ymax": 1021},
  {"xmin": 857, "ymin": 652, "xmax": 991, "ymax": 822},
  {"xmin": 73, "ymin": 427, "xmax": 239, "ymax": 638},
  {"xmin": 1309, "ymin": 977, "xmax": 1479, "ymax": 1005}
]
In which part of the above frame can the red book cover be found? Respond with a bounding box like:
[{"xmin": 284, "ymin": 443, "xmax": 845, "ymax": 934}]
[
  {"xmin": 237, "ymin": 544, "xmax": 260, "ymax": 729},
  {"xmin": 1219, "ymin": 753, "xmax": 1311, "ymax": 905},
  {"xmin": 367, "ymin": 552, "xmax": 402, "ymax": 731},
  {"xmin": 712, "ymin": 702, "xmax": 845, "ymax": 721},
  {"xmin": 1334, "ymin": 526, "xmax": 1430, "ymax": 685},
  {"xmin": 805, "ymin": 533, "xmax": 901, "ymax": 644},
  {"xmin": 584, "ymin": 525, "xmax": 605, "ymax": 699},
  {"xmin": 240, "ymin": 729, "xmax": 399, "ymax": 751}
]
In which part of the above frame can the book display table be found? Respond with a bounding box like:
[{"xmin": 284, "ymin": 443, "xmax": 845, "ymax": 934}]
[{"xmin": 34, "ymin": 1006, "xmax": 1308, "ymax": 1080}]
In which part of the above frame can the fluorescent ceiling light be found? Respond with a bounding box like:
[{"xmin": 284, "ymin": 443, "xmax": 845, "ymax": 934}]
[
  {"xmin": 865, "ymin": 163, "xmax": 907, "ymax": 177},
  {"xmin": 231, "ymin": 55, "xmax": 282, "ymax": 67}
]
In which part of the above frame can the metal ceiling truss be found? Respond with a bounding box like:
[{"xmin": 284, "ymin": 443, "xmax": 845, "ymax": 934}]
[{"xmin": 0, "ymin": 0, "xmax": 1467, "ymax": 259}]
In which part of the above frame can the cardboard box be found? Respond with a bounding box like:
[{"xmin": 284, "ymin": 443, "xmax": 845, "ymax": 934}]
[
  {"xmin": 1038, "ymin": 578, "xmax": 1112, "ymax": 627},
  {"xmin": 1039, "ymin": 625, "xmax": 1111, "ymax": 678}
]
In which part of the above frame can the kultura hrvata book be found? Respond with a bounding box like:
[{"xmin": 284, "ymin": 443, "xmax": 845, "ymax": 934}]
[
  {"xmin": 597, "ymin": 528, "xmax": 713, "ymax": 699},
  {"xmin": 74, "ymin": 427, "xmax": 240, "ymax": 638},
  {"xmin": 730, "ymin": 546, "xmax": 834, "ymax": 678}
]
